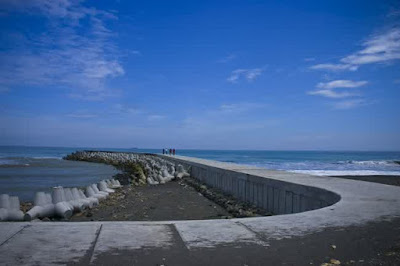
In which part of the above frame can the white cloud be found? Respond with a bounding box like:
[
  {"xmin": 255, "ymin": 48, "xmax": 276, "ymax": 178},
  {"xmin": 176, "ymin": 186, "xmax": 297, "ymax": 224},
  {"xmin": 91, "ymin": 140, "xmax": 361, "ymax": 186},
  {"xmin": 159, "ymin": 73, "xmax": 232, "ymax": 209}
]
[
  {"xmin": 333, "ymin": 99, "xmax": 368, "ymax": 110},
  {"xmin": 341, "ymin": 28, "xmax": 400, "ymax": 65},
  {"xmin": 219, "ymin": 102, "xmax": 266, "ymax": 113},
  {"xmin": 147, "ymin": 115, "xmax": 165, "ymax": 121},
  {"xmin": 307, "ymin": 89, "xmax": 356, "ymax": 99},
  {"xmin": 0, "ymin": 0, "xmax": 123, "ymax": 100},
  {"xmin": 308, "ymin": 80, "xmax": 365, "ymax": 99},
  {"xmin": 310, "ymin": 27, "xmax": 400, "ymax": 71},
  {"xmin": 66, "ymin": 113, "xmax": 98, "ymax": 119},
  {"xmin": 227, "ymin": 68, "xmax": 263, "ymax": 83},
  {"xmin": 112, "ymin": 104, "xmax": 142, "ymax": 115},
  {"xmin": 217, "ymin": 54, "xmax": 236, "ymax": 63},
  {"xmin": 130, "ymin": 50, "xmax": 141, "ymax": 56},
  {"xmin": 316, "ymin": 80, "xmax": 368, "ymax": 89},
  {"xmin": 310, "ymin": 63, "xmax": 358, "ymax": 71}
]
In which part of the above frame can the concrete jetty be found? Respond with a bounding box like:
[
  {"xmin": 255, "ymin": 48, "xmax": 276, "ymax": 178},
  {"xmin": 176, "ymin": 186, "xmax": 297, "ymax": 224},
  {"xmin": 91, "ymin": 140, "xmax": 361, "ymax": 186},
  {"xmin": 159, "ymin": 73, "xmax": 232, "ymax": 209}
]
[{"xmin": 1, "ymin": 154, "xmax": 400, "ymax": 265}]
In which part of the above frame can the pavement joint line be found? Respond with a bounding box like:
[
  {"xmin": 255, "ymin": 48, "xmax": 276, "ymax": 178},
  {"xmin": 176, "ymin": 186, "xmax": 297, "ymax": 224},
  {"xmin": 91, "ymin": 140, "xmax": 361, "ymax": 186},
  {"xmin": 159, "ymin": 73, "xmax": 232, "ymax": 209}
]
[
  {"xmin": 0, "ymin": 224, "xmax": 30, "ymax": 247},
  {"xmin": 169, "ymin": 224, "xmax": 191, "ymax": 251},
  {"xmin": 234, "ymin": 221, "xmax": 270, "ymax": 246},
  {"xmin": 87, "ymin": 224, "xmax": 103, "ymax": 265}
]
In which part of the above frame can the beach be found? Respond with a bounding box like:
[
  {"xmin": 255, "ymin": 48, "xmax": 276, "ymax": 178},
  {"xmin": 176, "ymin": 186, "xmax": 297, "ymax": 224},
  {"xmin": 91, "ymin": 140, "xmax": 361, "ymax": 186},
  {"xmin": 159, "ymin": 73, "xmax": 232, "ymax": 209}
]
[{"xmin": 331, "ymin": 175, "xmax": 400, "ymax": 187}]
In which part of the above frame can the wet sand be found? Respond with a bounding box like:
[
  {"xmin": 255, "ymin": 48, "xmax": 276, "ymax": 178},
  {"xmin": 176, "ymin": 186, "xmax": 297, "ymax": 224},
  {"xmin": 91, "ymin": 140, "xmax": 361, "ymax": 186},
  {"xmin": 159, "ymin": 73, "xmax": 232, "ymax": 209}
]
[{"xmin": 330, "ymin": 175, "xmax": 400, "ymax": 187}]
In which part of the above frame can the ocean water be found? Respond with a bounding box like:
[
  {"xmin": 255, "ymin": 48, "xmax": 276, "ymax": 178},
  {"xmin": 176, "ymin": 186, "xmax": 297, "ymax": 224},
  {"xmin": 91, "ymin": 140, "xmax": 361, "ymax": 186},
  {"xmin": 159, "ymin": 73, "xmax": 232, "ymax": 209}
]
[
  {"xmin": 1, "ymin": 146, "xmax": 400, "ymax": 201},
  {"xmin": 0, "ymin": 146, "xmax": 120, "ymax": 201}
]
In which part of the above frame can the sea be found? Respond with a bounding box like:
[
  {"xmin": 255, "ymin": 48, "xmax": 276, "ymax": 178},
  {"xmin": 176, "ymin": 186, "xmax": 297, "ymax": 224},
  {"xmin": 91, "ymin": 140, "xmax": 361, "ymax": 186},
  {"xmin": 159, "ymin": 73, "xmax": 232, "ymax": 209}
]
[{"xmin": 1, "ymin": 146, "xmax": 400, "ymax": 201}]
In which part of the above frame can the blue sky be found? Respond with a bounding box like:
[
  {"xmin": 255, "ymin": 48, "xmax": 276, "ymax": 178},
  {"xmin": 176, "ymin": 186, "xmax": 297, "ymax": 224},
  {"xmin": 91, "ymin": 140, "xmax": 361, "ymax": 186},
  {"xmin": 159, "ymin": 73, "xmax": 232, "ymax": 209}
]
[{"xmin": 0, "ymin": 0, "xmax": 399, "ymax": 150}]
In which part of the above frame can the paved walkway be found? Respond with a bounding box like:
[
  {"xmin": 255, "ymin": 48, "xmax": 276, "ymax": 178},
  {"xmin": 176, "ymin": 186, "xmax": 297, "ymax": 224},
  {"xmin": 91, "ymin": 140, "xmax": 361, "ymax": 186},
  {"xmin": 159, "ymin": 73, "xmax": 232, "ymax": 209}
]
[{"xmin": 1, "ymin": 156, "xmax": 400, "ymax": 265}]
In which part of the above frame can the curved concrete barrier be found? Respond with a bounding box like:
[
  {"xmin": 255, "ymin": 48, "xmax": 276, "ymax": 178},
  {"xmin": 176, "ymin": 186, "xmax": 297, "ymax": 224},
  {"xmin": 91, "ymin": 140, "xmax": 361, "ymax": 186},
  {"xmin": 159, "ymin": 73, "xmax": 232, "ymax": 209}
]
[{"xmin": 161, "ymin": 155, "xmax": 340, "ymax": 215}]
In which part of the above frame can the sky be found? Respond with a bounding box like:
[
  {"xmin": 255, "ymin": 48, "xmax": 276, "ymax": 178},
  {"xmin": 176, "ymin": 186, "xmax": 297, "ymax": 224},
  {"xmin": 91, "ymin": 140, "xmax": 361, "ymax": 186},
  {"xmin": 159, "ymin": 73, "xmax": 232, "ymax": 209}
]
[{"xmin": 0, "ymin": 0, "xmax": 399, "ymax": 150}]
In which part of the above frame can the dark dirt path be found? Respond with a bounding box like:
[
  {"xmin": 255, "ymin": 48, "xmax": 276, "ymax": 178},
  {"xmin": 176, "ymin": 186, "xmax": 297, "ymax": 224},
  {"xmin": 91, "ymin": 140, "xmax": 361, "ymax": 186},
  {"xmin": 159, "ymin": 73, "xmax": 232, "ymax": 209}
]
[{"xmin": 71, "ymin": 180, "xmax": 231, "ymax": 221}]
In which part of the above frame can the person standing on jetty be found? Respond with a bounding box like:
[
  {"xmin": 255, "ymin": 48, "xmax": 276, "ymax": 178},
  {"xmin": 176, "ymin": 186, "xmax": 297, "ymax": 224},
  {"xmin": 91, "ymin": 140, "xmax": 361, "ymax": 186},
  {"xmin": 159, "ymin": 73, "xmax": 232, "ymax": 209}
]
[{"xmin": 173, "ymin": 149, "xmax": 175, "ymax": 155}]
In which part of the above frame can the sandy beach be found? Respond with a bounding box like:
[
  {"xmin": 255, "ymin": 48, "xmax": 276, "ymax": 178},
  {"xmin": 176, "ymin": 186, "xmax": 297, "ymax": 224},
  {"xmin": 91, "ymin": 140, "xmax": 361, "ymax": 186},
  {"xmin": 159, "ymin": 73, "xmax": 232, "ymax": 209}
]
[{"xmin": 331, "ymin": 175, "xmax": 400, "ymax": 187}]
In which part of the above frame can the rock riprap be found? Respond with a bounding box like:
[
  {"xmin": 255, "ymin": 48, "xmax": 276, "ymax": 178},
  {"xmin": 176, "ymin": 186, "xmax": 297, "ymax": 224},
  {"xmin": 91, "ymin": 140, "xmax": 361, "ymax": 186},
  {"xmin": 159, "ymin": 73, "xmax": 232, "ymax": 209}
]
[{"xmin": 64, "ymin": 151, "xmax": 190, "ymax": 185}]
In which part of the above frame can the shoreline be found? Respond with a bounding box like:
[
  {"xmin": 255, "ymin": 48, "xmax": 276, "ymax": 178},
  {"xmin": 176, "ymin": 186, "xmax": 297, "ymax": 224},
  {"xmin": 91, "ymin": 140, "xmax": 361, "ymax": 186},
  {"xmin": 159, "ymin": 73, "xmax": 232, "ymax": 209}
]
[
  {"xmin": 329, "ymin": 175, "xmax": 400, "ymax": 187},
  {"xmin": 3, "ymin": 153, "xmax": 400, "ymax": 265},
  {"xmin": 14, "ymin": 150, "xmax": 400, "ymax": 222}
]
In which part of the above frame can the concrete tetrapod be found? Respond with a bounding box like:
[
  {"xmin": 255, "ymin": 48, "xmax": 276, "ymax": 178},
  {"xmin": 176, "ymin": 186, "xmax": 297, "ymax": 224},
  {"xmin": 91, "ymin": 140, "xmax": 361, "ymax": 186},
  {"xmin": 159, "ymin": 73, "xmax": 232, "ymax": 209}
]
[
  {"xmin": 105, "ymin": 180, "xmax": 113, "ymax": 188},
  {"xmin": 98, "ymin": 181, "xmax": 115, "ymax": 193},
  {"xmin": 64, "ymin": 188, "xmax": 86, "ymax": 212},
  {"xmin": 174, "ymin": 164, "xmax": 190, "ymax": 179},
  {"xmin": 91, "ymin": 184, "xmax": 109, "ymax": 197},
  {"xmin": 51, "ymin": 187, "xmax": 73, "ymax": 219},
  {"xmin": 85, "ymin": 186, "xmax": 107, "ymax": 200},
  {"xmin": 0, "ymin": 194, "xmax": 24, "ymax": 221},
  {"xmin": 110, "ymin": 179, "xmax": 122, "ymax": 188},
  {"xmin": 0, "ymin": 194, "xmax": 10, "ymax": 221},
  {"xmin": 71, "ymin": 188, "xmax": 94, "ymax": 209},
  {"xmin": 147, "ymin": 177, "xmax": 159, "ymax": 185},
  {"xmin": 24, "ymin": 192, "xmax": 55, "ymax": 221},
  {"xmin": 161, "ymin": 169, "xmax": 174, "ymax": 182},
  {"xmin": 78, "ymin": 189, "xmax": 99, "ymax": 206}
]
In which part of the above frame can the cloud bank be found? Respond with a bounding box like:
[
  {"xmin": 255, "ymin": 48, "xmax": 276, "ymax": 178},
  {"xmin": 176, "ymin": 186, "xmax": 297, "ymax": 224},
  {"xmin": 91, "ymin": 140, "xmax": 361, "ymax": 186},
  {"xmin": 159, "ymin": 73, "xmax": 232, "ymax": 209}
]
[
  {"xmin": 227, "ymin": 68, "xmax": 263, "ymax": 83},
  {"xmin": 0, "ymin": 0, "xmax": 124, "ymax": 100},
  {"xmin": 310, "ymin": 27, "xmax": 400, "ymax": 71}
]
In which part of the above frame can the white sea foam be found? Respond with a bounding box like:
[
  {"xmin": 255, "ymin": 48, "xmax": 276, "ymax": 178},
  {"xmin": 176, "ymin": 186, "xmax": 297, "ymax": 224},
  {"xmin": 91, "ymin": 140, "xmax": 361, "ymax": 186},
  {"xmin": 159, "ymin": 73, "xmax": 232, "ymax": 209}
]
[
  {"xmin": 0, "ymin": 159, "xmax": 20, "ymax": 165},
  {"xmin": 339, "ymin": 160, "xmax": 400, "ymax": 166},
  {"xmin": 289, "ymin": 170, "xmax": 400, "ymax": 176},
  {"xmin": 32, "ymin": 156, "xmax": 62, "ymax": 159}
]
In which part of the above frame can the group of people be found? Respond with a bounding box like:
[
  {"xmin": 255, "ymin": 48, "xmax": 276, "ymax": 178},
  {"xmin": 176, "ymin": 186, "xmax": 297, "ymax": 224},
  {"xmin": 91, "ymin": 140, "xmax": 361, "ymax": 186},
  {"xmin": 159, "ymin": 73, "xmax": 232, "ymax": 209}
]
[{"xmin": 162, "ymin": 148, "xmax": 176, "ymax": 155}]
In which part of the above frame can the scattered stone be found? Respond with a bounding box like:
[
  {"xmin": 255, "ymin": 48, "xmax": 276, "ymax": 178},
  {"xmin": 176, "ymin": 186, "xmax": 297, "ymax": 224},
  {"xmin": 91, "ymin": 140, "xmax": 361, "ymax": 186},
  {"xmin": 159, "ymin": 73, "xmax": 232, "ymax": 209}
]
[
  {"xmin": 65, "ymin": 151, "xmax": 190, "ymax": 186},
  {"xmin": 330, "ymin": 258, "xmax": 340, "ymax": 265}
]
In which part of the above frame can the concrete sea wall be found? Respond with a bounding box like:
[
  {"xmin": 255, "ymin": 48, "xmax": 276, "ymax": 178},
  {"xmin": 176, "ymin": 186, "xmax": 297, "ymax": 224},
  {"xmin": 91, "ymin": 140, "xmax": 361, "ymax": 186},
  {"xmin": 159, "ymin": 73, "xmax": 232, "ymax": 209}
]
[{"xmin": 159, "ymin": 155, "xmax": 340, "ymax": 215}]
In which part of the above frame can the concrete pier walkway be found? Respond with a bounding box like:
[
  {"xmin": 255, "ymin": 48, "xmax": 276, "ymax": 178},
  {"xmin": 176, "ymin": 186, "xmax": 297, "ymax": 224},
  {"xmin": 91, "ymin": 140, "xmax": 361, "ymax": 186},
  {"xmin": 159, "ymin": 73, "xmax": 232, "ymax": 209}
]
[{"xmin": 1, "ymin": 155, "xmax": 400, "ymax": 265}]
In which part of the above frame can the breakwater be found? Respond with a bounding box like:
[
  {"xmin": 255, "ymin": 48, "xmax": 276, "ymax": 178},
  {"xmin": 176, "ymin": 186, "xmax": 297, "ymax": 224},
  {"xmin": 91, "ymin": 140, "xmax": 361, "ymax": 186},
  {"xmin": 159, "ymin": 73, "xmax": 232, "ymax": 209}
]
[
  {"xmin": 66, "ymin": 151, "xmax": 340, "ymax": 215},
  {"xmin": 65, "ymin": 151, "xmax": 190, "ymax": 186}
]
